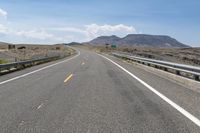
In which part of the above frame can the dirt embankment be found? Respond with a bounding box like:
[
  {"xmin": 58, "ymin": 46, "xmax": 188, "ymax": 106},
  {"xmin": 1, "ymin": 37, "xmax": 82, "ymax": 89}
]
[
  {"xmin": 85, "ymin": 45, "xmax": 200, "ymax": 67},
  {"xmin": 0, "ymin": 44, "xmax": 74, "ymax": 63}
]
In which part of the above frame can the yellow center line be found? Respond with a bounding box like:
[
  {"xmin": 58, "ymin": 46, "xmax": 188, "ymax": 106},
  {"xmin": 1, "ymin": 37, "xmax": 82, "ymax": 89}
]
[{"xmin": 64, "ymin": 74, "xmax": 73, "ymax": 83}]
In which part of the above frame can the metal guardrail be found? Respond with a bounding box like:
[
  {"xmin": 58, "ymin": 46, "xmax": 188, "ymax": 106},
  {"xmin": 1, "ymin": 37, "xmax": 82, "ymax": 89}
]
[
  {"xmin": 0, "ymin": 55, "xmax": 64, "ymax": 75},
  {"xmin": 112, "ymin": 52, "xmax": 200, "ymax": 81}
]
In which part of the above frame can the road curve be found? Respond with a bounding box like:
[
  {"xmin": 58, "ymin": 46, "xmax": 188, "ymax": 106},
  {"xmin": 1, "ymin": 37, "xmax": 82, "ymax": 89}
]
[{"xmin": 0, "ymin": 48, "xmax": 199, "ymax": 132}]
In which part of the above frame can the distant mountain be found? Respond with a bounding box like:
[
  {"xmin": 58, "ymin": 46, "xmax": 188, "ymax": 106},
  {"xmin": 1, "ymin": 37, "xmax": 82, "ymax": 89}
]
[
  {"xmin": 65, "ymin": 42, "xmax": 82, "ymax": 45},
  {"xmin": 0, "ymin": 42, "xmax": 12, "ymax": 49},
  {"xmin": 87, "ymin": 34, "xmax": 190, "ymax": 48},
  {"xmin": 88, "ymin": 35, "xmax": 121, "ymax": 45},
  {"xmin": 0, "ymin": 41, "xmax": 12, "ymax": 45}
]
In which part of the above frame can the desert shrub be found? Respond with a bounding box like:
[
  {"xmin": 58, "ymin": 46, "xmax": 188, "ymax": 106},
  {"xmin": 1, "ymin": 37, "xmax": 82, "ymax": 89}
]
[{"xmin": 0, "ymin": 59, "xmax": 8, "ymax": 64}]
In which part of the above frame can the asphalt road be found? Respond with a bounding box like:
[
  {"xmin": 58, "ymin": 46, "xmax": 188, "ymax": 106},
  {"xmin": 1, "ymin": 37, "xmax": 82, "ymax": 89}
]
[{"xmin": 0, "ymin": 48, "xmax": 200, "ymax": 133}]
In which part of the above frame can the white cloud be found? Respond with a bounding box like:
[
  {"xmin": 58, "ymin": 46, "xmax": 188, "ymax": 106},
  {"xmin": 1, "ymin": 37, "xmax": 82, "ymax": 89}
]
[
  {"xmin": 0, "ymin": 8, "xmax": 136, "ymax": 43},
  {"xmin": 0, "ymin": 23, "xmax": 137, "ymax": 43},
  {"xmin": 52, "ymin": 23, "xmax": 137, "ymax": 41},
  {"xmin": 0, "ymin": 8, "xmax": 62, "ymax": 43},
  {"xmin": 0, "ymin": 24, "xmax": 8, "ymax": 33},
  {"xmin": 85, "ymin": 24, "xmax": 136, "ymax": 39},
  {"xmin": 0, "ymin": 8, "xmax": 8, "ymax": 35},
  {"xmin": 51, "ymin": 27, "xmax": 86, "ymax": 34},
  {"xmin": 0, "ymin": 8, "xmax": 7, "ymax": 18},
  {"xmin": 0, "ymin": 26, "xmax": 65, "ymax": 43},
  {"xmin": 0, "ymin": 26, "xmax": 55, "ymax": 40},
  {"xmin": 13, "ymin": 30, "xmax": 54, "ymax": 40}
]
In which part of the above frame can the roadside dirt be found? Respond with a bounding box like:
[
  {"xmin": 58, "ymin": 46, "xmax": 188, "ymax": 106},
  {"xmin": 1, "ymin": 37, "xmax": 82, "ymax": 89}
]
[
  {"xmin": 0, "ymin": 44, "xmax": 74, "ymax": 63},
  {"xmin": 86, "ymin": 45, "xmax": 200, "ymax": 67}
]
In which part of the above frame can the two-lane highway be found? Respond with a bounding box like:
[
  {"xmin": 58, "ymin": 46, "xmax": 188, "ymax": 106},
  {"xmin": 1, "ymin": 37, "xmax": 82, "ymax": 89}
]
[{"xmin": 0, "ymin": 48, "xmax": 200, "ymax": 132}]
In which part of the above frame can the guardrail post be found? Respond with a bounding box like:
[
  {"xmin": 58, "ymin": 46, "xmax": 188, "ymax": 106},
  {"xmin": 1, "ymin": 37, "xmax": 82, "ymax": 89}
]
[
  {"xmin": 176, "ymin": 70, "xmax": 180, "ymax": 75},
  {"xmin": 112, "ymin": 52, "xmax": 200, "ymax": 82},
  {"xmin": 194, "ymin": 75, "xmax": 199, "ymax": 81},
  {"xmin": 163, "ymin": 67, "xmax": 167, "ymax": 71}
]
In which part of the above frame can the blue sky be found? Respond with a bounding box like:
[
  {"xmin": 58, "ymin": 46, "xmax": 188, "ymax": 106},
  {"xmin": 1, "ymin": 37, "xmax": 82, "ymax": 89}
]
[{"xmin": 0, "ymin": 0, "xmax": 199, "ymax": 46}]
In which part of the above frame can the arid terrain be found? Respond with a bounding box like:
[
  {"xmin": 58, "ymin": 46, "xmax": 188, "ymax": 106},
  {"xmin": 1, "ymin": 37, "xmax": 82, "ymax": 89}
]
[
  {"xmin": 1, "ymin": 42, "xmax": 200, "ymax": 67},
  {"xmin": 0, "ymin": 43, "xmax": 73, "ymax": 63},
  {"xmin": 84, "ymin": 45, "xmax": 200, "ymax": 67}
]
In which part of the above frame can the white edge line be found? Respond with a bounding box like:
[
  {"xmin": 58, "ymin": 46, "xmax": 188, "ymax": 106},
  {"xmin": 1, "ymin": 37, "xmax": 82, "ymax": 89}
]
[
  {"xmin": 98, "ymin": 54, "xmax": 200, "ymax": 127},
  {"xmin": 0, "ymin": 51, "xmax": 80, "ymax": 85}
]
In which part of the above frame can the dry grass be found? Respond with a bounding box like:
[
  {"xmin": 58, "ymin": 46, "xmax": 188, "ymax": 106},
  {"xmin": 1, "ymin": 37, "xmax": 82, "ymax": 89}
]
[
  {"xmin": 0, "ymin": 44, "xmax": 74, "ymax": 63},
  {"xmin": 83, "ymin": 45, "xmax": 200, "ymax": 67},
  {"xmin": 0, "ymin": 59, "xmax": 8, "ymax": 64}
]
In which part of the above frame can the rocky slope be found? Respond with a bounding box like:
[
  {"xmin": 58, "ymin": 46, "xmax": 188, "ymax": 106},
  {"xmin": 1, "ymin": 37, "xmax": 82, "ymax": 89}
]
[{"xmin": 87, "ymin": 34, "xmax": 189, "ymax": 48}]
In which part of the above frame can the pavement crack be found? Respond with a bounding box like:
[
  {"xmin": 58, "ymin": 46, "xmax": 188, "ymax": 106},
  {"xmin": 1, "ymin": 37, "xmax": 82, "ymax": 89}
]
[{"xmin": 37, "ymin": 103, "xmax": 44, "ymax": 109}]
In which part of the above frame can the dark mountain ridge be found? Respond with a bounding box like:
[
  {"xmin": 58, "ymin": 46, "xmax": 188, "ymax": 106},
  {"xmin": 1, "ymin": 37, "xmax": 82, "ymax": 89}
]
[{"xmin": 87, "ymin": 34, "xmax": 189, "ymax": 48}]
